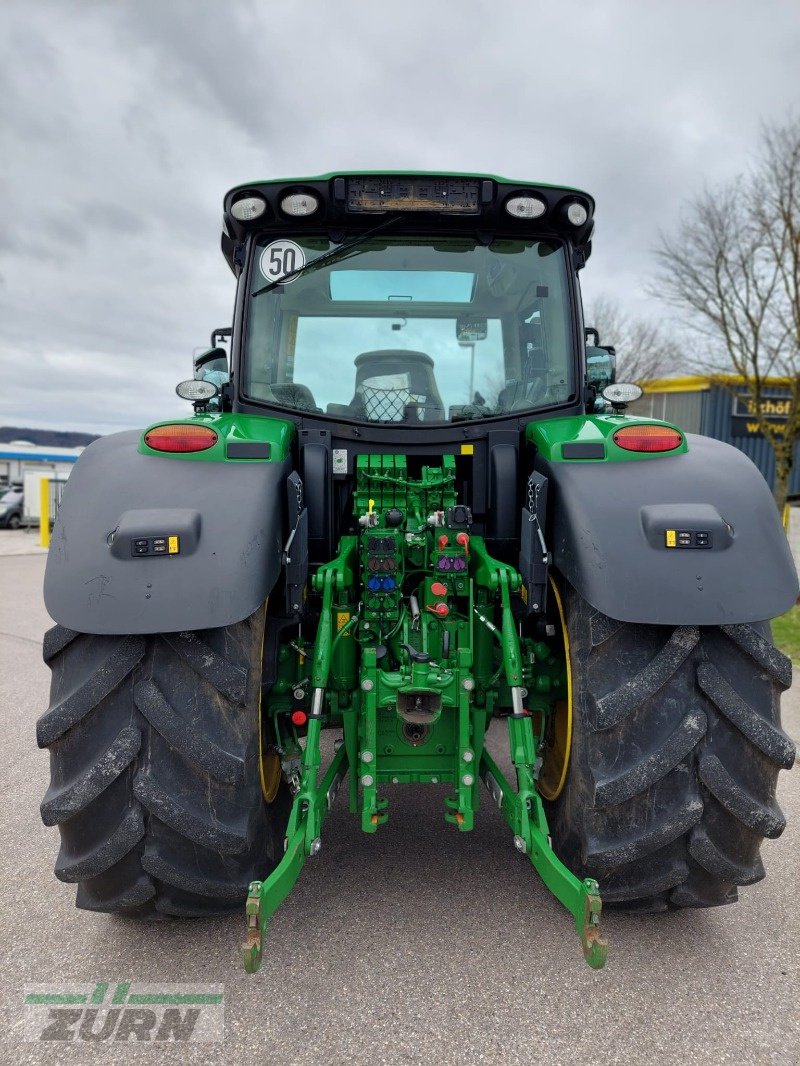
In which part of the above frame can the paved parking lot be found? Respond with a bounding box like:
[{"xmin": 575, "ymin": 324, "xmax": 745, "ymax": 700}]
[
  {"xmin": 0, "ymin": 528, "xmax": 47, "ymax": 557},
  {"xmin": 1, "ymin": 545, "xmax": 798, "ymax": 1064}
]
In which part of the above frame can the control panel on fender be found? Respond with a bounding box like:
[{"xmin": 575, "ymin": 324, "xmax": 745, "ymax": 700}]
[
  {"xmin": 664, "ymin": 529, "xmax": 712, "ymax": 549},
  {"xmin": 130, "ymin": 535, "xmax": 180, "ymax": 557}
]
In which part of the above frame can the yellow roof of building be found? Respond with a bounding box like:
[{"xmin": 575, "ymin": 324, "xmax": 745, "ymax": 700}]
[{"xmin": 641, "ymin": 374, "xmax": 794, "ymax": 393}]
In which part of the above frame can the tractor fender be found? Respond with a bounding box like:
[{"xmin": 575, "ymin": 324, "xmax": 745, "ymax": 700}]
[
  {"xmin": 537, "ymin": 433, "xmax": 798, "ymax": 626},
  {"xmin": 44, "ymin": 430, "xmax": 291, "ymax": 635}
]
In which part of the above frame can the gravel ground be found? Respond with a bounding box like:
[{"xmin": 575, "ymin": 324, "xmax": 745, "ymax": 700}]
[{"xmin": 1, "ymin": 552, "xmax": 798, "ymax": 1065}]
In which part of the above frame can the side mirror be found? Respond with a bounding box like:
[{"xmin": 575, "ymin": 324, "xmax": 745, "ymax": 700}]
[
  {"xmin": 586, "ymin": 345, "xmax": 617, "ymax": 393},
  {"xmin": 456, "ymin": 316, "xmax": 488, "ymax": 343},
  {"xmin": 194, "ymin": 346, "xmax": 229, "ymax": 377},
  {"xmin": 193, "ymin": 347, "xmax": 229, "ymax": 412}
]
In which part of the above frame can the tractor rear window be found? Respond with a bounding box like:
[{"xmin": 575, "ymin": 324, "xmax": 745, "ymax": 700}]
[
  {"xmin": 329, "ymin": 270, "xmax": 476, "ymax": 303},
  {"xmin": 243, "ymin": 235, "xmax": 576, "ymax": 423}
]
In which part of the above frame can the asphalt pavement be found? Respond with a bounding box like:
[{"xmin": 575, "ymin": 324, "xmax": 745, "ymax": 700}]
[{"xmin": 1, "ymin": 544, "xmax": 798, "ymax": 1064}]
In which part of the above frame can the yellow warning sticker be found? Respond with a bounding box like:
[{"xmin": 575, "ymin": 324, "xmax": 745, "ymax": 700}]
[
  {"xmin": 460, "ymin": 444, "xmax": 474, "ymax": 455},
  {"xmin": 520, "ymin": 584, "xmax": 528, "ymax": 604},
  {"xmin": 168, "ymin": 535, "xmax": 180, "ymax": 554},
  {"xmin": 336, "ymin": 611, "xmax": 351, "ymax": 634},
  {"xmin": 665, "ymin": 529, "xmax": 676, "ymax": 548}
]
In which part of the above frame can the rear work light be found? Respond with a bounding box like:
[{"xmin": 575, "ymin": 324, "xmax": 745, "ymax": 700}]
[
  {"xmin": 505, "ymin": 195, "xmax": 547, "ymax": 219},
  {"xmin": 144, "ymin": 424, "xmax": 218, "ymax": 453},
  {"xmin": 280, "ymin": 191, "xmax": 320, "ymax": 216},
  {"xmin": 230, "ymin": 195, "xmax": 267, "ymax": 221},
  {"xmin": 613, "ymin": 425, "xmax": 683, "ymax": 453}
]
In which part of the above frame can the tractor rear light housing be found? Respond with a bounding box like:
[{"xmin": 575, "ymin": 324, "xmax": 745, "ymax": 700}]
[
  {"xmin": 613, "ymin": 425, "xmax": 683, "ymax": 452},
  {"xmin": 144, "ymin": 424, "xmax": 218, "ymax": 453}
]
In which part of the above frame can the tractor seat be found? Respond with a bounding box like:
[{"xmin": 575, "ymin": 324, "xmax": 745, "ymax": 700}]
[
  {"xmin": 347, "ymin": 350, "xmax": 445, "ymax": 422},
  {"xmin": 269, "ymin": 383, "xmax": 321, "ymax": 412},
  {"xmin": 249, "ymin": 381, "xmax": 320, "ymax": 411}
]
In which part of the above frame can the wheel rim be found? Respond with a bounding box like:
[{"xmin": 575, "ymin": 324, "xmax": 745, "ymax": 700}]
[
  {"xmin": 259, "ymin": 748, "xmax": 282, "ymax": 803},
  {"xmin": 537, "ymin": 577, "xmax": 573, "ymax": 801},
  {"xmin": 257, "ymin": 598, "xmax": 284, "ymax": 804}
]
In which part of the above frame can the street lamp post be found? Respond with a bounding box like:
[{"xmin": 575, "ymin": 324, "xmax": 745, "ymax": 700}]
[{"xmin": 460, "ymin": 341, "xmax": 476, "ymax": 404}]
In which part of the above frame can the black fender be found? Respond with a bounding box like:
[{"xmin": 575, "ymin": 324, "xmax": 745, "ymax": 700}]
[
  {"xmin": 537, "ymin": 433, "xmax": 798, "ymax": 625},
  {"xmin": 44, "ymin": 431, "xmax": 291, "ymax": 635}
]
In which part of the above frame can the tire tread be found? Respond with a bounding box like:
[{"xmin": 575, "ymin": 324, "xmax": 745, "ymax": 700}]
[
  {"xmin": 547, "ymin": 586, "xmax": 792, "ymax": 912},
  {"xmin": 38, "ymin": 607, "xmax": 287, "ymax": 917}
]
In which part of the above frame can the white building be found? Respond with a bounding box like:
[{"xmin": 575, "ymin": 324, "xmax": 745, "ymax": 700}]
[{"xmin": 0, "ymin": 440, "xmax": 83, "ymax": 486}]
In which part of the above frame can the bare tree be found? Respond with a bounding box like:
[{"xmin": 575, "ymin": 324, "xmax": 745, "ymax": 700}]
[
  {"xmin": 585, "ymin": 294, "xmax": 684, "ymax": 383},
  {"xmin": 653, "ymin": 117, "xmax": 800, "ymax": 512}
]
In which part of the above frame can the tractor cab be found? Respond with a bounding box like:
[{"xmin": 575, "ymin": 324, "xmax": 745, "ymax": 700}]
[
  {"xmin": 223, "ymin": 174, "xmax": 594, "ymax": 432},
  {"xmin": 215, "ymin": 174, "xmax": 600, "ymax": 564}
]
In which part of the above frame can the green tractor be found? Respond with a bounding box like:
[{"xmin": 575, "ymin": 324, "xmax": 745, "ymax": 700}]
[{"xmin": 38, "ymin": 174, "xmax": 797, "ymax": 971}]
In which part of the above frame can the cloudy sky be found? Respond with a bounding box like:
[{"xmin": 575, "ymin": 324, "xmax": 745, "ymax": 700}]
[{"xmin": 1, "ymin": 0, "xmax": 798, "ymax": 435}]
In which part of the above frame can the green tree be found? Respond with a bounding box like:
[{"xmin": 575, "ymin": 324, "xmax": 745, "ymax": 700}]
[{"xmin": 653, "ymin": 117, "xmax": 800, "ymax": 512}]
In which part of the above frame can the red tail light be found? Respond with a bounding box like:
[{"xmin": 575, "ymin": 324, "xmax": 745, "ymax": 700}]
[
  {"xmin": 144, "ymin": 424, "xmax": 218, "ymax": 453},
  {"xmin": 613, "ymin": 425, "xmax": 683, "ymax": 453}
]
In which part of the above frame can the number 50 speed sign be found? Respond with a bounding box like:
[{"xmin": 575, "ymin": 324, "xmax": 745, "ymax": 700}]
[{"xmin": 259, "ymin": 240, "xmax": 306, "ymax": 284}]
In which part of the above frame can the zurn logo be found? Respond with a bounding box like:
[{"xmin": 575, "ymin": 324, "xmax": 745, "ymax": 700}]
[{"xmin": 24, "ymin": 981, "xmax": 224, "ymax": 1042}]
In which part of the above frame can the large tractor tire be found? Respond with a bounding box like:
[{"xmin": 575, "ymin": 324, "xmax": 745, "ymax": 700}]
[
  {"xmin": 546, "ymin": 583, "xmax": 796, "ymax": 910},
  {"xmin": 37, "ymin": 606, "xmax": 290, "ymax": 917}
]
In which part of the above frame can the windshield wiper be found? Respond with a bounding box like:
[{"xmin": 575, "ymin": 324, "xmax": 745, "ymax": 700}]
[{"xmin": 252, "ymin": 214, "xmax": 402, "ymax": 298}]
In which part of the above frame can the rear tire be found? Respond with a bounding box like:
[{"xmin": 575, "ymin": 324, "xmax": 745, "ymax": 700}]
[
  {"xmin": 37, "ymin": 606, "xmax": 290, "ymax": 917},
  {"xmin": 547, "ymin": 584, "xmax": 795, "ymax": 910}
]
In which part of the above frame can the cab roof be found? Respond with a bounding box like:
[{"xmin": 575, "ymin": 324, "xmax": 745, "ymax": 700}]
[{"xmin": 220, "ymin": 171, "xmax": 595, "ymax": 272}]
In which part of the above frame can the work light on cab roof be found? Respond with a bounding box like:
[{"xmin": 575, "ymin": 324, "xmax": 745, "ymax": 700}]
[
  {"xmin": 280, "ymin": 191, "xmax": 320, "ymax": 217},
  {"xmin": 505, "ymin": 195, "xmax": 547, "ymax": 218},
  {"xmin": 230, "ymin": 194, "xmax": 267, "ymax": 222}
]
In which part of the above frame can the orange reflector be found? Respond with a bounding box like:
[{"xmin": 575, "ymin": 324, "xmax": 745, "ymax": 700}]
[
  {"xmin": 290, "ymin": 710, "xmax": 308, "ymax": 727},
  {"xmin": 144, "ymin": 424, "xmax": 218, "ymax": 452},
  {"xmin": 613, "ymin": 425, "xmax": 683, "ymax": 453},
  {"xmin": 430, "ymin": 581, "xmax": 448, "ymax": 597}
]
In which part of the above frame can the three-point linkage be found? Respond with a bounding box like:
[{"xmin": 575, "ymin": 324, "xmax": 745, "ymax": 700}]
[{"xmin": 243, "ymin": 456, "xmax": 607, "ymax": 973}]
